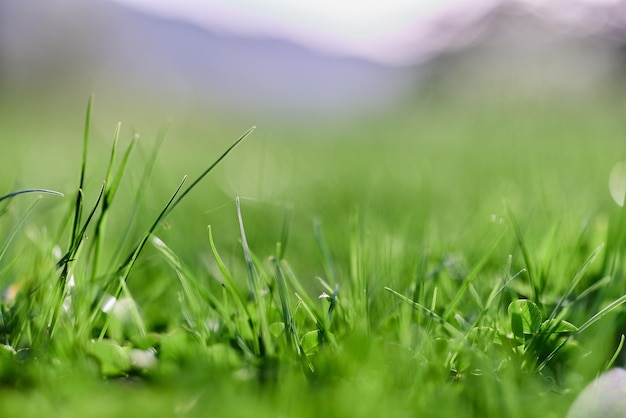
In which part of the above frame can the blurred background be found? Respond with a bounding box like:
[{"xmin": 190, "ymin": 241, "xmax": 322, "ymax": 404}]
[
  {"xmin": 1, "ymin": 0, "xmax": 626, "ymax": 279},
  {"xmin": 2, "ymin": 0, "xmax": 626, "ymax": 115}
]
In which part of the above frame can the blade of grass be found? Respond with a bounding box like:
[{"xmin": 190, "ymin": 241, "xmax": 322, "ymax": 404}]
[
  {"xmin": 165, "ymin": 126, "xmax": 255, "ymax": 217},
  {"xmin": 112, "ymin": 124, "xmax": 169, "ymax": 263},
  {"xmin": 314, "ymin": 219, "xmax": 337, "ymax": 286},
  {"xmin": 573, "ymin": 276, "xmax": 611, "ymax": 303},
  {"xmin": 280, "ymin": 260, "xmax": 333, "ymax": 342},
  {"xmin": 96, "ymin": 128, "xmax": 254, "ymax": 340},
  {"xmin": 57, "ymin": 183, "xmax": 106, "ymax": 271},
  {"xmin": 385, "ymin": 287, "xmax": 463, "ymax": 338},
  {"xmin": 605, "ymin": 334, "xmax": 625, "ymax": 371},
  {"xmin": 208, "ymin": 225, "xmax": 253, "ymax": 324},
  {"xmin": 271, "ymin": 256, "xmax": 301, "ymax": 356},
  {"xmin": 119, "ymin": 280, "xmax": 147, "ymax": 338},
  {"xmin": 0, "ymin": 189, "xmax": 63, "ymax": 204},
  {"xmin": 507, "ymin": 206, "xmax": 539, "ymax": 302},
  {"xmin": 97, "ymin": 176, "xmax": 187, "ymax": 340},
  {"xmin": 152, "ymin": 235, "xmax": 241, "ymax": 343},
  {"xmin": 526, "ymin": 244, "xmax": 606, "ymax": 362},
  {"xmin": 103, "ymin": 122, "xmax": 123, "ymax": 203},
  {"xmin": 67, "ymin": 95, "xmax": 93, "ymax": 265},
  {"xmin": 546, "ymin": 243, "xmax": 604, "ymax": 323},
  {"xmin": 577, "ymin": 293, "xmax": 626, "ymax": 334},
  {"xmin": 412, "ymin": 249, "xmax": 430, "ymax": 324},
  {"xmin": 485, "ymin": 267, "xmax": 526, "ymax": 311},
  {"xmin": 236, "ymin": 197, "xmax": 274, "ymax": 358},
  {"xmin": 349, "ymin": 210, "xmax": 368, "ymax": 331},
  {"xmin": 0, "ymin": 197, "xmax": 44, "ymax": 264},
  {"xmin": 327, "ymin": 284, "xmax": 339, "ymax": 324},
  {"xmin": 112, "ymin": 126, "xmax": 254, "ymax": 274},
  {"xmin": 291, "ymin": 290, "xmax": 337, "ymax": 349},
  {"xmin": 442, "ymin": 227, "xmax": 507, "ymax": 322},
  {"xmin": 92, "ymin": 123, "xmax": 138, "ymax": 279},
  {"xmin": 275, "ymin": 206, "xmax": 292, "ymax": 260},
  {"xmin": 49, "ymin": 183, "xmax": 105, "ymax": 336},
  {"xmin": 56, "ymin": 96, "xmax": 94, "ymax": 286}
]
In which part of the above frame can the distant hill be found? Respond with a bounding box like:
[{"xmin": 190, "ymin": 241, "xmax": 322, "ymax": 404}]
[
  {"xmin": 0, "ymin": 0, "xmax": 417, "ymax": 118},
  {"xmin": 416, "ymin": 1, "xmax": 626, "ymax": 102},
  {"xmin": 1, "ymin": 0, "xmax": 625, "ymax": 119}
]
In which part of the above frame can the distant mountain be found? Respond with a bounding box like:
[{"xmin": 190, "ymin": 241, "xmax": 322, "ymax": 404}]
[
  {"xmin": 415, "ymin": 0, "xmax": 626, "ymax": 99},
  {"xmin": 1, "ymin": 0, "xmax": 625, "ymax": 119},
  {"xmin": 0, "ymin": 0, "xmax": 418, "ymax": 118}
]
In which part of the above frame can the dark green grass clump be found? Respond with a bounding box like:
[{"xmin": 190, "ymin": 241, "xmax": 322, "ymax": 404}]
[{"xmin": 1, "ymin": 97, "xmax": 626, "ymax": 417}]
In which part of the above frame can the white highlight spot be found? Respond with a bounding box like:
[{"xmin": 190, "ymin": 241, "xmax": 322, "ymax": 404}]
[
  {"xmin": 102, "ymin": 295, "xmax": 117, "ymax": 313},
  {"xmin": 609, "ymin": 161, "xmax": 626, "ymax": 206},
  {"xmin": 129, "ymin": 348, "xmax": 157, "ymax": 369},
  {"xmin": 52, "ymin": 245, "xmax": 62, "ymax": 259}
]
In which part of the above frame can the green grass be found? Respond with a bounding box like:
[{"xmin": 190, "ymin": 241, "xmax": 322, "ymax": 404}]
[{"xmin": 1, "ymin": 93, "xmax": 626, "ymax": 417}]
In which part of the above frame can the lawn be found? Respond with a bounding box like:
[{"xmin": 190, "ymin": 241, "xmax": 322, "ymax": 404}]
[{"xmin": 0, "ymin": 91, "xmax": 625, "ymax": 417}]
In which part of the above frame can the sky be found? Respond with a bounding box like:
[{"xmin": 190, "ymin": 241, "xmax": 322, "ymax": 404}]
[{"xmin": 109, "ymin": 0, "xmax": 619, "ymax": 64}]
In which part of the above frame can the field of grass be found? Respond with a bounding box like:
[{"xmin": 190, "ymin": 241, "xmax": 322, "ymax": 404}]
[{"xmin": 1, "ymin": 91, "xmax": 626, "ymax": 417}]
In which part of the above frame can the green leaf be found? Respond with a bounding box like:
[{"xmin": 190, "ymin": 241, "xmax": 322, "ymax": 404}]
[
  {"xmin": 540, "ymin": 319, "xmax": 578, "ymax": 334},
  {"xmin": 85, "ymin": 339, "xmax": 130, "ymax": 376},
  {"xmin": 269, "ymin": 322, "xmax": 285, "ymax": 338},
  {"xmin": 508, "ymin": 299, "xmax": 542, "ymax": 337},
  {"xmin": 301, "ymin": 330, "xmax": 320, "ymax": 355}
]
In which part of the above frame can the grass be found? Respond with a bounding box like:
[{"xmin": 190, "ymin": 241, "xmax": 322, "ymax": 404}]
[{"xmin": 0, "ymin": 93, "xmax": 626, "ymax": 417}]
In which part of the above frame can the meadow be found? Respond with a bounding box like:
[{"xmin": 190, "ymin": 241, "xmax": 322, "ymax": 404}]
[{"xmin": 0, "ymin": 89, "xmax": 625, "ymax": 417}]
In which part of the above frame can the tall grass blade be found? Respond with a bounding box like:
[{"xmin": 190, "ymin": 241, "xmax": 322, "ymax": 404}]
[
  {"xmin": 577, "ymin": 293, "xmax": 626, "ymax": 334},
  {"xmin": 546, "ymin": 243, "xmax": 604, "ymax": 323},
  {"xmin": 236, "ymin": 197, "xmax": 274, "ymax": 357},
  {"xmin": 605, "ymin": 334, "xmax": 625, "ymax": 371},
  {"xmin": 113, "ymin": 124, "xmax": 169, "ymax": 262},
  {"xmin": 57, "ymin": 183, "xmax": 105, "ymax": 271},
  {"xmin": 280, "ymin": 260, "xmax": 332, "ymax": 340},
  {"xmin": 442, "ymin": 228, "xmax": 506, "ymax": 321},
  {"xmin": 507, "ymin": 206, "xmax": 539, "ymax": 302},
  {"xmin": 165, "ymin": 126, "xmax": 255, "ymax": 217},
  {"xmin": 276, "ymin": 206, "xmax": 292, "ymax": 260},
  {"xmin": 50, "ymin": 183, "xmax": 105, "ymax": 335},
  {"xmin": 151, "ymin": 235, "xmax": 238, "ymax": 341},
  {"xmin": 385, "ymin": 287, "xmax": 463, "ymax": 338},
  {"xmin": 67, "ymin": 95, "xmax": 93, "ymax": 264},
  {"xmin": 0, "ymin": 189, "xmax": 63, "ymax": 204},
  {"xmin": 412, "ymin": 250, "xmax": 429, "ymax": 323},
  {"xmin": 92, "ymin": 123, "xmax": 137, "ymax": 279},
  {"xmin": 103, "ymin": 122, "xmax": 122, "ymax": 198},
  {"xmin": 271, "ymin": 256, "xmax": 301, "ymax": 355},
  {"xmin": 97, "ymin": 176, "xmax": 187, "ymax": 339},
  {"xmin": 314, "ymin": 219, "xmax": 337, "ymax": 285},
  {"xmin": 349, "ymin": 211, "xmax": 367, "ymax": 329},
  {"xmin": 207, "ymin": 225, "xmax": 252, "ymax": 322},
  {"xmin": 115, "ymin": 176, "xmax": 187, "ymax": 288},
  {"xmin": 327, "ymin": 284, "xmax": 339, "ymax": 324},
  {"xmin": 0, "ymin": 198, "xmax": 44, "ymax": 264}
]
